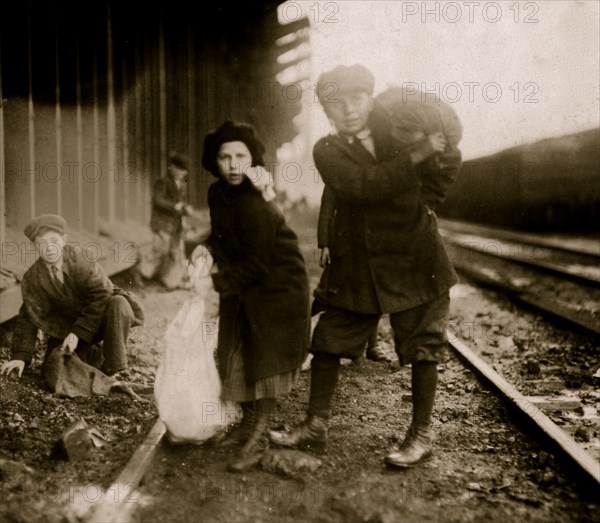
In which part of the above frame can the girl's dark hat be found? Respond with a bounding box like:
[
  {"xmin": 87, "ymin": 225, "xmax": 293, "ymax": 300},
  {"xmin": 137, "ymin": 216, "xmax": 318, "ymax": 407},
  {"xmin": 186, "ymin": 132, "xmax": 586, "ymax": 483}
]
[{"xmin": 202, "ymin": 120, "xmax": 266, "ymax": 178}]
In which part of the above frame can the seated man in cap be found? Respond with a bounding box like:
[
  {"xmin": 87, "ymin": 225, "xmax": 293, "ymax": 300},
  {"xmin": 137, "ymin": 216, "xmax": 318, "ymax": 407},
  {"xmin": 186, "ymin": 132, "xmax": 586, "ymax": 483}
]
[
  {"xmin": 141, "ymin": 151, "xmax": 195, "ymax": 290},
  {"xmin": 270, "ymin": 64, "xmax": 459, "ymax": 469},
  {"xmin": 0, "ymin": 214, "xmax": 144, "ymax": 381}
]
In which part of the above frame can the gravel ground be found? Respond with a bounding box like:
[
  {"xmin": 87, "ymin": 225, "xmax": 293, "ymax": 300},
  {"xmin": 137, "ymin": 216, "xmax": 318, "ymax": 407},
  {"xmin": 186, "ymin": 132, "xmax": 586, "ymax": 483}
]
[
  {"xmin": 135, "ymin": 328, "xmax": 599, "ymax": 523},
  {"xmin": 0, "ymin": 279, "xmax": 189, "ymax": 523},
  {"xmin": 1, "ymin": 211, "xmax": 598, "ymax": 523},
  {"xmin": 448, "ymin": 280, "xmax": 600, "ymax": 462}
]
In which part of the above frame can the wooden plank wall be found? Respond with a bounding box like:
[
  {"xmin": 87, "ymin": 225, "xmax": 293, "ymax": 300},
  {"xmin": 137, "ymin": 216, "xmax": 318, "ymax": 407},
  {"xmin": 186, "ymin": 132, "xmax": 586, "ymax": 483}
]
[
  {"xmin": 0, "ymin": 3, "xmax": 209, "ymax": 324},
  {"xmin": 0, "ymin": 2, "xmax": 212, "ymax": 243},
  {"xmin": 0, "ymin": 0, "xmax": 307, "ymax": 260}
]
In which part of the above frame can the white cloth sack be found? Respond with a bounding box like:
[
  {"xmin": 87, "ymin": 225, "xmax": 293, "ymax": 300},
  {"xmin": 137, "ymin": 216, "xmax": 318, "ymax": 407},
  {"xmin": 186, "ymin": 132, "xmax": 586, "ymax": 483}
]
[{"xmin": 154, "ymin": 251, "xmax": 240, "ymax": 444}]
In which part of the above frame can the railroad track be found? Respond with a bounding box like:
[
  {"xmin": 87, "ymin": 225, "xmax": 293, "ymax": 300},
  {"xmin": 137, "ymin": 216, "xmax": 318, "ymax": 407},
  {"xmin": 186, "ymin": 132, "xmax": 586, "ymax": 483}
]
[
  {"xmin": 439, "ymin": 219, "xmax": 600, "ymax": 258},
  {"xmin": 440, "ymin": 220, "xmax": 599, "ymax": 492},
  {"xmin": 447, "ymin": 333, "xmax": 599, "ymax": 490},
  {"xmin": 88, "ymin": 418, "xmax": 166, "ymax": 523},
  {"xmin": 440, "ymin": 229, "xmax": 600, "ymax": 286},
  {"xmin": 438, "ymin": 221, "xmax": 600, "ymax": 336}
]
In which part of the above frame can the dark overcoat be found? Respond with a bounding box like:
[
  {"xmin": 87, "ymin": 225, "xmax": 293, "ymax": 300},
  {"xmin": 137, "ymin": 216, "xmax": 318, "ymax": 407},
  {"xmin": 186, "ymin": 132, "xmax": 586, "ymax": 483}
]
[
  {"xmin": 313, "ymin": 119, "xmax": 459, "ymax": 315},
  {"xmin": 208, "ymin": 178, "xmax": 310, "ymax": 384},
  {"xmin": 11, "ymin": 245, "xmax": 144, "ymax": 363}
]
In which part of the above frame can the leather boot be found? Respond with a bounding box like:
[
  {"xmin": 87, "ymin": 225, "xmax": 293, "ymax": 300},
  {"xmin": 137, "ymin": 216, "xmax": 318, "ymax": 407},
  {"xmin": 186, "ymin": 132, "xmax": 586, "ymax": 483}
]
[
  {"xmin": 384, "ymin": 423, "xmax": 433, "ymax": 468},
  {"xmin": 268, "ymin": 415, "xmax": 328, "ymax": 452},
  {"xmin": 228, "ymin": 414, "xmax": 269, "ymax": 472},
  {"xmin": 238, "ymin": 398, "xmax": 274, "ymax": 455},
  {"xmin": 215, "ymin": 401, "xmax": 256, "ymax": 449},
  {"xmin": 228, "ymin": 399, "xmax": 274, "ymax": 472},
  {"xmin": 366, "ymin": 345, "xmax": 393, "ymax": 363},
  {"xmin": 385, "ymin": 362, "xmax": 437, "ymax": 468},
  {"xmin": 237, "ymin": 413, "xmax": 269, "ymax": 456},
  {"xmin": 365, "ymin": 325, "xmax": 392, "ymax": 363}
]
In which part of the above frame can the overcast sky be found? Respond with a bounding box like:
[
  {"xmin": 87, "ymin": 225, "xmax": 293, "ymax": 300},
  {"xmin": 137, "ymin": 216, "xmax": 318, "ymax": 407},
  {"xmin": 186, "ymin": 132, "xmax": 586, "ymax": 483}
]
[{"xmin": 299, "ymin": 0, "xmax": 600, "ymax": 160}]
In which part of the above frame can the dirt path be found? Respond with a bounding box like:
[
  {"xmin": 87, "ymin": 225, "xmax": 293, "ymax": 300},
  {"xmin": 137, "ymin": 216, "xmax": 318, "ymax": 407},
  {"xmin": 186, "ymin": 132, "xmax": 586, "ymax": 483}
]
[{"xmin": 1, "ymin": 210, "xmax": 598, "ymax": 523}]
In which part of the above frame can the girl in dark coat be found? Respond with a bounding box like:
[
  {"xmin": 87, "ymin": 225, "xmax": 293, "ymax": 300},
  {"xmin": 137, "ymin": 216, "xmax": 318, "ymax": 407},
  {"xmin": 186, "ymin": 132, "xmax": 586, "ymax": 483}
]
[{"xmin": 202, "ymin": 121, "xmax": 310, "ymax": 467}]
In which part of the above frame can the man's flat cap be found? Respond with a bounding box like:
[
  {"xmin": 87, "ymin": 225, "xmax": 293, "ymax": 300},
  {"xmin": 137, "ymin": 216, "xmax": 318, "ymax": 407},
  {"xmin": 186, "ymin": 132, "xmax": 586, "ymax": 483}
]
[{"xmin": 24, "ymin": 214, "xmax": 66, "ymax": 241}]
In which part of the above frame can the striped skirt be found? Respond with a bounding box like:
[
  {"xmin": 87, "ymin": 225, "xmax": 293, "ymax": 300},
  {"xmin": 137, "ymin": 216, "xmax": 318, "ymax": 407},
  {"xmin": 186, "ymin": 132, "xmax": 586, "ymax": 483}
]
[{"xmin": 221, "ymin": 343, "xmax": 300, "ymax": 403}]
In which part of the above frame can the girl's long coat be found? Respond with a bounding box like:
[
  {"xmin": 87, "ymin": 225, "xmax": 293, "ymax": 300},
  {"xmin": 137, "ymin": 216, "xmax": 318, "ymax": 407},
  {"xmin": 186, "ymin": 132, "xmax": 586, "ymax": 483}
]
[{"xmin": 208, "ymin": 178, "xmax": 310, "ymax": 384}]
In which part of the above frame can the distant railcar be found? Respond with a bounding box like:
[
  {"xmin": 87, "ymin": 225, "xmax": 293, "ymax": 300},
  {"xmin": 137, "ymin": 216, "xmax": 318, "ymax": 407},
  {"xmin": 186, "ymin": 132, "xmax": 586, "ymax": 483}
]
[{"xmin": 439, "ymin": 128, "xmax": 599, "ymax": 232}]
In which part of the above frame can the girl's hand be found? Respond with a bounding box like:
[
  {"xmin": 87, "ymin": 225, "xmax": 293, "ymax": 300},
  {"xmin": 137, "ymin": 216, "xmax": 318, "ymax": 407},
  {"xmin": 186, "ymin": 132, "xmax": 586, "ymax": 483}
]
[
  {"xmin": 247, "ymin": 166, "xmax": 276, "ymax": 201},
  {"xmin": 246, "ymin": 166, "xmax": 272, "ymax": 187}
]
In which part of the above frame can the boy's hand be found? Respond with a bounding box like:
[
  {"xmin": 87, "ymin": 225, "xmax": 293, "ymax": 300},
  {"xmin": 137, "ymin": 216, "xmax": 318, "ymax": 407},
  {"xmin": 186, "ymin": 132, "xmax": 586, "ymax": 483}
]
[
  {"xmin": 1, "ymin": 360, "xmax": 25, "ymax": 378},
  {"xmin": 428, "ymin": 132, "xmax": 447, "ymax": 152},
  {"xmin": 319, "ymin": 247, "xmax": 331, "ymax": 268},
  {"xmin": 436, "ymin": 148, "xmax": 462, "ymax": 168},
  {"xmin": 410, "ymin": 132, "xmax": 446, "ymax": 164},
  {"xmin": 61, "ymin": 333, "xmax": 79, "ymax": 354}
]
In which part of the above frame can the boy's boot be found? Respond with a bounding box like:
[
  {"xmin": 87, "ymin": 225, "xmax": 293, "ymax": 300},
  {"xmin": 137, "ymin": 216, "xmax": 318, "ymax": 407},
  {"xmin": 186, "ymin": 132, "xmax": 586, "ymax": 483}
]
[
  {"xmin": 268, "ymin": 352, "xmax": 337, "ymax": 452},
  {"xmin": 385, "ymin": 361, "xmax": 437, "ymax": 468},
  {"xmin": 268, "ymin": 414, "xmax": 328, "ymax": 452},
  {"xmin": 385, "ymin": 422, "xmax": 432, "ymax": 468},
  {"xmin": 365, "ymin": 326, "xmax": 392, "ymax": 363}
]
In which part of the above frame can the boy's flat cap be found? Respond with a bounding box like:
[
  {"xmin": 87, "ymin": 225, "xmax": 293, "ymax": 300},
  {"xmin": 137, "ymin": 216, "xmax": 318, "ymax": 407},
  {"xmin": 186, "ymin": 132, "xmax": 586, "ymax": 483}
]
[
  {"xmin": 169, "ymin": 151, "xmax": 189, "ymax": 170},
  {"xmin": 317, "ymin": 64, "xmax": 375, "ymax": 103},
  {"xmin": 24, "ymin": 214, "xmax": 66, "ymax": 241}
]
